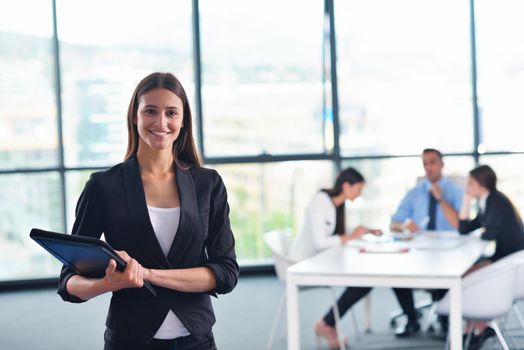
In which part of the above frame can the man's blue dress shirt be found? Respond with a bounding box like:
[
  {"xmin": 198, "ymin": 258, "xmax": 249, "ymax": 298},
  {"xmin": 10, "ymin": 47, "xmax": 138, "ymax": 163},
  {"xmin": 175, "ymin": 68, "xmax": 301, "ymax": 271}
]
[{"xmin": 391, "ymin": 177, "xmax": 463, "ymax": 231}]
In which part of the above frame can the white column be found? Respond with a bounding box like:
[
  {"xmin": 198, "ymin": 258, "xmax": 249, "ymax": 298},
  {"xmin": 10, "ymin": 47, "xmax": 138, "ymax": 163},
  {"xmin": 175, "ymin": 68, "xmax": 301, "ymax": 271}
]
[
  {"xmin": 287, "ymin": 273, "xmax": 300, "ymax": 350},
  {"xmin": 364, "ymin": 294, "xmax": 372, "ymax": 333},
  {"xmin": 449, "ymin": 279, "xmax": 463, "ymax": 350}
]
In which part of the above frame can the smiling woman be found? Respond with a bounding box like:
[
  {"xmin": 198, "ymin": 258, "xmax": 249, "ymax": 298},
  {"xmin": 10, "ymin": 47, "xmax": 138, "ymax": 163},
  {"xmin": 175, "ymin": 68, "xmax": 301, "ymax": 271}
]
[
  {"xmin": 124, "ymin": 73, "xmax": 200, "ymax": 168},
  {"xmin": 135, "ymin": 89, "xmax": 184, "ymax": 152},
  {"xmin": 58, "ymin": 72, "xmax": 238, "ymax": 350}
]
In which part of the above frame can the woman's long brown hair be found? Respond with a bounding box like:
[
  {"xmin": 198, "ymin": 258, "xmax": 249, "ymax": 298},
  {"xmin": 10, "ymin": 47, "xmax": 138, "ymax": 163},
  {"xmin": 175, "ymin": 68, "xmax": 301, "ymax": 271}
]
[
  {"xmin": 470, "ymin": 164, "xmax": 523, "ymax": 225},
  {"xmin": 322, "ymin": 167, "xmax": 365, "ymax": 235},
  {"xmin": 124, "ymin": 72, "xmax": 201, "ymax": 167}
]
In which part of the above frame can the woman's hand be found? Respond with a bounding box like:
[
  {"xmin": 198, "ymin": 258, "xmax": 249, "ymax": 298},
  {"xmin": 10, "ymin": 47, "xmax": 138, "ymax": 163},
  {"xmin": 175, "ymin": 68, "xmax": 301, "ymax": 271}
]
[
  {"xmin": 368, "ymin": 228, "xmax": 383, "ymax": 236},
  {"xmin": 104, "ymin": 250, "xmax": 145, "ymax": 291},
  {"xmin": 405, "ymin": 220, "xmax": 420, "ymax": 233},
  {"xmin": 459, "ymin": 192, "xmax": 473, "ymax": 220},
  {"xmin": 463, "ymin": 191, "xmax": 473, "ymax": 204},
  {"xmin": 340, "ymin": 234, "xmax": 354, "ymax": 244},
  {"xmin": 349, "ymin": 225, "xmax": 368, "ymax": 240}
]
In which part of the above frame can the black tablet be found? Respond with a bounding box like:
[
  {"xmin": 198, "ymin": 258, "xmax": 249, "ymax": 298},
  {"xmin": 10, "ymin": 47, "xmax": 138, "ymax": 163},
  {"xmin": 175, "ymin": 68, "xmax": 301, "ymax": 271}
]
[{"xmin": 30, "ymin": 228, "xmax": 157, "ymax": 297}]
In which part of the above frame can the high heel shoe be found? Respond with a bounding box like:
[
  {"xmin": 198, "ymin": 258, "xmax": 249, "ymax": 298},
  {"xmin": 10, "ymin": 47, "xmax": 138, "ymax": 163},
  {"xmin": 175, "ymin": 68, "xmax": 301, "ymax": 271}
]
[
  {"xmin": 314, "ymin": 320, "xmax": 348, "ymax": 349},
  {"xmin": 466, "ymin": 326, "xmax": 495, "ymax": 350}
]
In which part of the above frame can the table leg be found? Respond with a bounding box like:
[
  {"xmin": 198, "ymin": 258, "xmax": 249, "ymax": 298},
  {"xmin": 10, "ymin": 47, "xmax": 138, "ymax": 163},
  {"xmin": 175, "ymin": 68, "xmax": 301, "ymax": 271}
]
[
  {"xmin": 364, "ymin": 294, "xmax": 372, "ymax": 333},
  {"xmin": 287, "ymin": 277, "xmax": 300, "ymax": 350},
  {"xmin": 449, "ymin": 280, "xmax": 463, "ymax": 350}
]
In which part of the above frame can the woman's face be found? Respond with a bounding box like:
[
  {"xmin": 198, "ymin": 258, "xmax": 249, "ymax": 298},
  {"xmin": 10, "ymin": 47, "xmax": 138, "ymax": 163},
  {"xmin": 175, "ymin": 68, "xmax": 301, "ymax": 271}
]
[
  {"xmin": 466, "ymin": 176, "xmax": 485, "ymax": 198},
  {"xmin": 342, "ymin": 181, "xmax": 364, "ymax": 201},
  {"xmin": 134, "ymin": 88, "xmax": 184, "ymax": 152}
]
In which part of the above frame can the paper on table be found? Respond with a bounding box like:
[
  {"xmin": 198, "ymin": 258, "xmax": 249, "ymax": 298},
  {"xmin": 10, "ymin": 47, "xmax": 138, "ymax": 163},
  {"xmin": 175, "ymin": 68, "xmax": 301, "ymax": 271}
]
[
  {"xmin": 412, "ymin": 240, "xmax": 462, "ymax": 250},
  {"xmin": 414, "ymin": 230, "xmax": 460, "ymax": 239},
  {"xmin": 358, "ymin": 243, "xmax": 410, "ymax": 254}
]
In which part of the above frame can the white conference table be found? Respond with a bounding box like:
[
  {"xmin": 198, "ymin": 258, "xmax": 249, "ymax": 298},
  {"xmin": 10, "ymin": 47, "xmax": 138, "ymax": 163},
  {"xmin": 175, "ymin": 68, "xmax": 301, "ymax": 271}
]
[{"xmin": 286, "ymin": 234, "xmax": 488, "ymax": 350}]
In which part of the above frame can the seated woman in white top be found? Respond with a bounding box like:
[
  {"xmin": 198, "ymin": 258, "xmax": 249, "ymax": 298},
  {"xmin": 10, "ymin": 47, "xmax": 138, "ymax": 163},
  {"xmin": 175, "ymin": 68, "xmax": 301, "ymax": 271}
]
[
  {"xmin": 289, "ymin": 168, "xmax": 419, "ymax": 349},
  {"xmin": 289, "ymin": 168, "xmax": 375, "ymax": 261}
]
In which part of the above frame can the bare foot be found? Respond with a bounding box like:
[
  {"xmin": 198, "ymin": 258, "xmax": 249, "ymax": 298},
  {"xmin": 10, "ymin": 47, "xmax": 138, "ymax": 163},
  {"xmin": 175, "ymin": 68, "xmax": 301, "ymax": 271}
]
[{"xmin": 314, "ymin": 320, "xmax": 347, "ymax": 349}]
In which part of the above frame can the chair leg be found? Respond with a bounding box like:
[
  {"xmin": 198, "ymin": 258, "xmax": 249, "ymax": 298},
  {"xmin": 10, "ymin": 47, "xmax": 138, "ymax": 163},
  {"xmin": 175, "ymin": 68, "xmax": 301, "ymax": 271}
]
[
  {"xmin": 500, "ymin": 308, "xmax": 509, "ymax": 331},
  {"xmin": 423, "ymin": 302, "xmax": 439, "ymax": 331},
  {"xmin": 281, "ymin": 312, "xmax": 287, "ymax": 340},
  {"xmin": 514, "ymin": 303, "xmax": 524, "ymax": 331},
  {"xmin": 364, "ymin": 293, "xmax": 372, "ymax": 333},
  {"xmin": 350, "ymin": 308, "xmax": 361, "ymax": 341},
  {"xmin": 330, "ymin": 287, "xmax": 346, "ymax": 350},
  {"xmin": 266, "ymin": 291, "xmax": 286, "ymax": 350},
  {"xmin": 388, "ymin": 308, "xmax": 405, "ymax": 328},
  {"xmin": 464, "ymin": 321, "xmax": 476, "ymax": 350},
  {"xmin": 444, "ymin": 330, "xmax": 450, "ymax": 350},
  {"xmin": 489, "ymin": 320, "xmax": 510, "ymax": 350}
]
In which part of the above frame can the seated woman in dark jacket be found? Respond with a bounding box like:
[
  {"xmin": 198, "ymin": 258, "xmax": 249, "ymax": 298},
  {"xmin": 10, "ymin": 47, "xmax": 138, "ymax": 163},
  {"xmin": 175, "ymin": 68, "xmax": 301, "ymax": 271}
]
[
  {"xmin": 458, "ymin": 164, "xmax": 524, "ymax": 346},
  {"xmin": 459, "ymin": 165, "xmax": 524, "ymax": 262}
]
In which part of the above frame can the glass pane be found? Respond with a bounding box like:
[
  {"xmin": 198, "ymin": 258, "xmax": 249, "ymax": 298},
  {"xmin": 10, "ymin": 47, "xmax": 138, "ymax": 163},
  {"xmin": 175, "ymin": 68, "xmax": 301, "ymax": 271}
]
[
  {"xmin": 57, "ymin": 0, "xmax": 194, "ymax": 167},
  {"xmin": 200, "ymin": 1, "xmax": 325, "ymax": 157},
  {"xmin": 479, "ymin": 155, "xmax": 524, "ymax": 216},
  {"xmin": 211, "ymin": 161, "xmax": 333, "ymax": 263},
  {"xmin": 0, "ymin": 1, "xmax": 58, "ymax": 170},
  {"xmin": 0, "ymin": 172, "xmax": 64, "ymax": 281},
  {"xmin": 476, "ymin": 0, "xmax": 524, "ymax": 152},
  {"xmin": 336, "ymin": 0, "xmax": 473, "ymax": 155},
  {"xmin": 342, "ymin": 156, "xmax": 475, "ymax": 229}
]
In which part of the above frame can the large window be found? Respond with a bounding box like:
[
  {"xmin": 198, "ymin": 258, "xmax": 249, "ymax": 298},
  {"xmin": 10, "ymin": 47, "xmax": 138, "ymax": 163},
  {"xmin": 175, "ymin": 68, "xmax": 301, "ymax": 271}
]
[
  {"xmin": 0, "ymin": 0, "xmax": 58, "ymax": 170},
  {"xmin": 211, "ymin": 161, "xmax": 333, "ymax": 262},
  {"xmin": 336, "ymin": 0, "xmax": 473, "ymax": 155},
  {"xmin": 479, "ymin": 155, "xmax": 524, "ymax": 215},
  {"xmin": 65, "ymin": 171, "xmax": 93, "ymax": 233},
  {"xmin": 57, "ymin": 0, "xmax": 194, "ymax": 167},
  {"xmin": 2, "ymin": 1, "xmax": 524, "ymax": 282},
  {"xmin": 0, "ymin": 1, "xmax": 63, "ymax": 281},
  {"xmin": 0, "ymin": 172, "xmax": 63, "ymax": 280},
  {"xmin": 475, "ymin": 0, "xmax": 524, "ymax": 152},
  {"xmin": 200, "ymin": 0, "xmax": 326, "ymax": 156},
  {"xmin": 342, "ymin": 156, "xmax": 474, "ymax": 229}
]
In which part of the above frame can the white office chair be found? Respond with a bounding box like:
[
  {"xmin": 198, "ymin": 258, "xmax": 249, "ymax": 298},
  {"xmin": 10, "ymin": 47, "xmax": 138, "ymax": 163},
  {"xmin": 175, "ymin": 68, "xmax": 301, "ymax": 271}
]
[
  {"xmin": 263, "ymin": 229, "xmax": 356, "ymax": 350},
  {"xmin": 509, "ymin": 250, "xmax": 524, "ymax": 332},
  {"xmin": 437, "ymin": 252, "xmax": 524, "ymax": 350}
]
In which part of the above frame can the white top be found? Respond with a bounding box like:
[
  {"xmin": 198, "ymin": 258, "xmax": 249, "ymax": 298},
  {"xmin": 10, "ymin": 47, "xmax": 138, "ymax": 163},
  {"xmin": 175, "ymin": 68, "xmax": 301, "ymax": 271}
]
[
  {"xmin": 288, "ymin": 191, "xmax": 341, "ymax": 261},
  {"xmin": 147, "ymin": 206, "xmax": 190, "ymax": 340},
  {"xmin": 479, "ymin": 191, "xmax": 490, "ymax": 215}
]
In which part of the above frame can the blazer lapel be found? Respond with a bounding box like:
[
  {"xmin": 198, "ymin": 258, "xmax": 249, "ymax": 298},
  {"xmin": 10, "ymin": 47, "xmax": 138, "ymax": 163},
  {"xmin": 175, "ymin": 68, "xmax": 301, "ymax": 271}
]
[
  {"xmin": 166, "ymin": 165, "xmax": 199, "ymax": 267},
  {"xmin": 122, "ymin": 157, "xmax": 170, "ymax": 268}
]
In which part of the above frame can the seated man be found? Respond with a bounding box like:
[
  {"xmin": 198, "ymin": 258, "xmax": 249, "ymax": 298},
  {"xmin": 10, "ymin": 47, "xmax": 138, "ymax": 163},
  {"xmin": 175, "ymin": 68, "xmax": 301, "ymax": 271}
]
[{"xmin": 390, "ymin": 148, "xmax": 463, "ymax": 337}]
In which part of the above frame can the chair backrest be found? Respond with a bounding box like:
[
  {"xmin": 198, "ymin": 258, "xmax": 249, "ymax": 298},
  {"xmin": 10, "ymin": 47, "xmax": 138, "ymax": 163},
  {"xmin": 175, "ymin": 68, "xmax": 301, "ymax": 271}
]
[
  {"xmin": 263, "ymin": 229, "xmax": 295, "ymax": 283},
  {"xmin": 462, "ymin": 259, "xmax": 520, "ymax": 320},
  {"xmin": 510, "ymin": 250, "xmax": 524, "ymax": 300},
  {"xmin": 438, "ymin": 252, "xmax": 524, "ymax": 320}
]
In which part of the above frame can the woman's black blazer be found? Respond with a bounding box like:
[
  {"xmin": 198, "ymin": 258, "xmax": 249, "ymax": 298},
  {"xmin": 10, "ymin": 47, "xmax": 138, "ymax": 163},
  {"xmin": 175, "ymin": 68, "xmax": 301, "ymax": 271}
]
[
  {"xmin": 459, "ymin": 190, "xmax": 524, "ymax": 262},
  {"xmin": 57, "ymin": 156, "xmax": 239, "ymax": 343}
]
